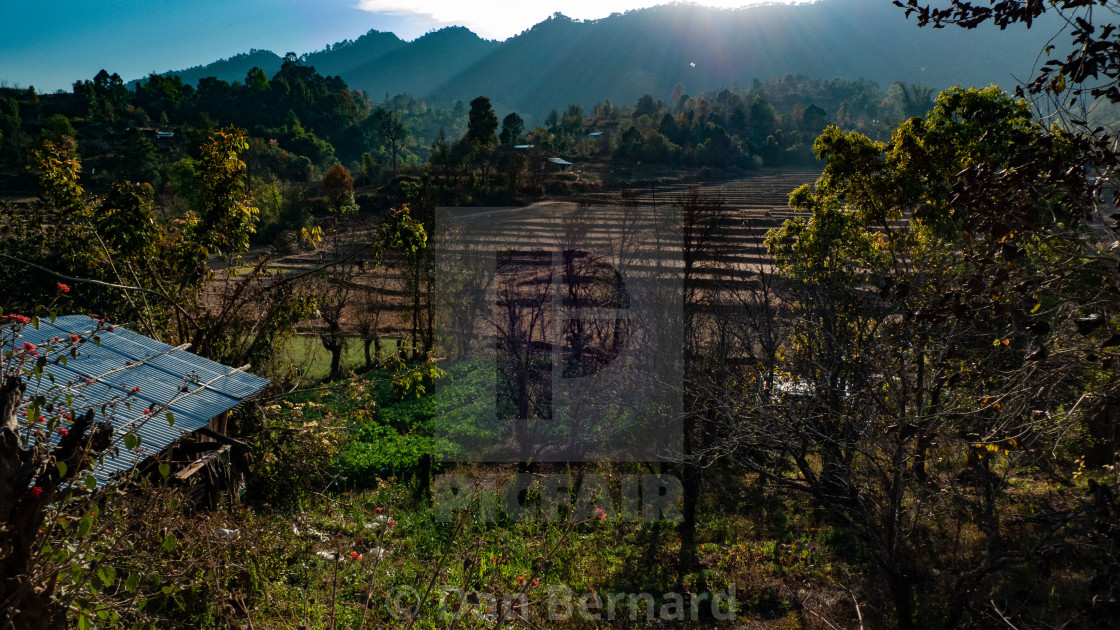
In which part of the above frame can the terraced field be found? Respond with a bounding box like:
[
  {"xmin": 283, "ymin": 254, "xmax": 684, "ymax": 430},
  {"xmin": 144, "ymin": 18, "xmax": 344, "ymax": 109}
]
[
  {"xmin": 225, "ymin": 167, "xmax": 821, "ymax": 371},
  {"xmin": 445, "ymin": 167, "xmax": 821, "ymax": 294}
]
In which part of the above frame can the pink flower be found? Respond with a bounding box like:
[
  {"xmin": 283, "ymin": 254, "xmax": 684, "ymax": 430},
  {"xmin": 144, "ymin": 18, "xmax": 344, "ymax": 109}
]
[
  {"xmin": 29, "ymin": 486, "xmax": 43, "ymax": 498},
  {"xmin": 57, "ymin": 283, "xmax": 70, "ymax": 293}
]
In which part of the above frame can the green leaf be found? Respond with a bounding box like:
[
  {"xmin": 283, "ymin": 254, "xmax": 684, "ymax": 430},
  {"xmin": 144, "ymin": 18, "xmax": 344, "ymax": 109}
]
[
  {"xmin": 78, "ymin": 514, "xmax": 92, "ymax": 537},
  {"xmin": 57, "ymin": 461, "xmax": 67, "ymax": 478},
  {"xmin": 166, "ymin": 411, "xmax": 174, "ymax": 427},
  {"xmin": 85, "ymin": 475, "xmax": 97, "ymax": 490},
  {"xmin": 162, "ymin": 534, "xmax": 177, "ymax": 551},
  {"xmin": 123, "ymin": 433, "xmax": 139, "ymax": 450},
  {"xmin": 158, "ymin": 463, "xmax": 170, "ymax": 479},
  {"xmin": 77, "ymin": 615, "xmax": 91, "ymax": 630},
  {"xmin": 125, "ymin": 573, "xmax": 140, "ymax": 593},
  {"xmin": 32, "ymin": 315, "xmax": 40, "ymax": 330},
  {"xmin": 98, "ymin": 566, "xmax": 116, "ymax": 587}
]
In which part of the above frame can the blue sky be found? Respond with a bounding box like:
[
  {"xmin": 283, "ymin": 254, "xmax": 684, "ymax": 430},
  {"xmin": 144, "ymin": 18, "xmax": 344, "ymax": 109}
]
[{"xmin": 0, "ymin": 0, "xmax": 786, "ymax": 93}]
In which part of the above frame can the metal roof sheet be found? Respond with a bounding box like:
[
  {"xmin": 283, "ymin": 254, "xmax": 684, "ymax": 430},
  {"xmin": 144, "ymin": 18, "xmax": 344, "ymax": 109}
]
[{"xmin": 10, "ymin": 315, "xmax": 269, "ymax": 487}]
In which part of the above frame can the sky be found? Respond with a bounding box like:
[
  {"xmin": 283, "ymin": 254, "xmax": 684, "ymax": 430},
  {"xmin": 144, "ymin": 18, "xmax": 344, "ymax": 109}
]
[{"xmin": 0, "ymin": 0, "xmax": 792, "ymax": 93}]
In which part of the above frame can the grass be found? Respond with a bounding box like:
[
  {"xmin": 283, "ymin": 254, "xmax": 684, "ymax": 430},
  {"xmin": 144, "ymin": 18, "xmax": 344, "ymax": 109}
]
[{"xmin": 282, "ymin": 335, "xmax": 401, "ymax": 381}]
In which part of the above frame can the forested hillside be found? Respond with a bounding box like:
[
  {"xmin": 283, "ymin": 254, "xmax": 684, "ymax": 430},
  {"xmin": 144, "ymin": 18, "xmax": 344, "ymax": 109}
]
[{"xmin": 147, "ymin": 0, "xmax": 1051, "ymax": 120}]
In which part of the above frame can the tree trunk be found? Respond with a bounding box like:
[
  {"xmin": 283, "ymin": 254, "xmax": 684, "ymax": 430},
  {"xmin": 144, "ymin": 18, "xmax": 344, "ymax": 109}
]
[
  {"xmin": 330, "ymin": 346, "xmax": 343, "ymax": 379},
  {"xmin": 890, "ymin": 571, "xmax": 915, "ymax": 630},
  {"xmin": 322, "ymin": 336, "xmax": 344, "ymax": 380}
]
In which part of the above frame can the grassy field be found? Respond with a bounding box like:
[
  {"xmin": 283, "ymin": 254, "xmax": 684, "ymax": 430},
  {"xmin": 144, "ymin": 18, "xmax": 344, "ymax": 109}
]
[{"xmin": 282, "ymin": 334, "xmax": 401, "ymax": 381}]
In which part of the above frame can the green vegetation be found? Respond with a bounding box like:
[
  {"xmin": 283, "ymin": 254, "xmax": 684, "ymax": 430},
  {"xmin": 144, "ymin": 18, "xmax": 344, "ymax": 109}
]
[{"xmin": 6, "ymin": 2, "xmax": 1120, "ymax": 628}]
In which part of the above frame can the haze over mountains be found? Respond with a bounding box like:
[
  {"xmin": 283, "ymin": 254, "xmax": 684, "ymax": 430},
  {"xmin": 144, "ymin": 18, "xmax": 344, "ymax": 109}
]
[{"xmin": 155, "ymin": 0, "xmax": 1052, "ymax": 120}]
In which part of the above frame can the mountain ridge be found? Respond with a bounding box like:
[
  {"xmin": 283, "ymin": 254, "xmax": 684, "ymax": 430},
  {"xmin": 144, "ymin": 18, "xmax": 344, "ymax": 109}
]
[{"xmin": 146, "ymin": 0, "xmax": 1055, "ymax": 121}]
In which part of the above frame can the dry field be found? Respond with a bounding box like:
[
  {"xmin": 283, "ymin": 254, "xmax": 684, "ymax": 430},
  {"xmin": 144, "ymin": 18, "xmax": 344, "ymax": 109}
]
[{"xmin": 213, "ymin": 168, "xmax": 821, "ymax": 359}]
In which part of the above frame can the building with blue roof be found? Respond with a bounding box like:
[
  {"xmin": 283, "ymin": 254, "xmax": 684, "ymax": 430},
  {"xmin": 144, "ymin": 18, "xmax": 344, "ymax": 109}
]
[{"xmin": 12, "ymin": 315, "xmax": 269, "ymax": 490}]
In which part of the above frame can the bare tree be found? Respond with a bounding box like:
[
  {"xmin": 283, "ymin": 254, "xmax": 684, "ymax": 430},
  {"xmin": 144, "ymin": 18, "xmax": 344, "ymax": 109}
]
[
  {"xmin": 354, "ymin": 264, "xmax": 396, "ymax": 368},
  {"xmin": 492, "ymin": 250, "xmax": 554, "ymax": 463}
]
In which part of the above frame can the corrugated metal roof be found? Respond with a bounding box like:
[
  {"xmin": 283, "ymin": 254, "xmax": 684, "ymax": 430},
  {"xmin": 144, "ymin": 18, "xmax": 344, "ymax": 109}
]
[{"xmin": 10, "ymin": 315, "xmax": 270, "ymax": 487}]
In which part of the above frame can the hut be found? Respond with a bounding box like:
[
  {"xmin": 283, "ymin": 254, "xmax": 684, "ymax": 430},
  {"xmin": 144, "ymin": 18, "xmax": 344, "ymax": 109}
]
[{"xmin": 11, "ymin": 315, "xmax": 269, "ymax": 506}]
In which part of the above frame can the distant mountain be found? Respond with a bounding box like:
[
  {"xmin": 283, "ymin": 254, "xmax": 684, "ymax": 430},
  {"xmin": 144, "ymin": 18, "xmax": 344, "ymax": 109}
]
[
  {"xmin": 312, "ymin": 27, "xmax": 498, "ymax": 104},
  {"xmin": 156, "ymin": 49, "xmax": 284, "ymax": 90},
  {"xmin": 151, "ymin": 0, "xmax": 1054, "ymax": 121}
]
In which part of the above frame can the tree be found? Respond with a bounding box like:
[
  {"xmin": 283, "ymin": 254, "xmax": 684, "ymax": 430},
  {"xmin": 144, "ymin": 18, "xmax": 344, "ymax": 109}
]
[
  {"xmin": 321, "ymin": 163, "xmax": 355, "ymax": 211},
  {"xmin": 897, "ymin": 0, "xmax": 1120, "ymax": 109},
  {"xmin": 464, "ymin": 96, "xmax": 499, "ymax": 195},
  {"xmin": 117, "ymin": 127, "xmax": 160, "ymax": 187},
  {"xmin": 372, "ymin": 107, "xmax": 409, "ymax": 176},
  {"xmin": 499, "ymin": 112, "xmax": 524, "ymax": 147},
  {"xmin": 466, "ymin": 96, "xmax": 498, "ymax": 149},
  {"xmin": 246, "ymin": 66, "xmax": 269, "ymax": 92},
  {"xmin": 354, "ymin": 265, "xmax": 395, "ymax": 368},
  {"xmin": 710, "ymin": 87, "xmax": 1103, "ymax": 628}
]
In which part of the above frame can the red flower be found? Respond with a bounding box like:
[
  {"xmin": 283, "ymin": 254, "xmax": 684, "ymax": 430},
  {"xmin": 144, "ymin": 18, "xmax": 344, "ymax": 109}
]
[
  {"xmin": 29, "ymin": 486, "xmax": 43, "ymax": 498},
  {"xmin": 56, "ymin": 427, "xmax": 69, "ymax": 437},
  {"xmin": 1, "ymin": 314, "xmax": 31, "ymax": 325},
  {"xmin": 130, "ymin": 386, "xmax": 141, "ymax": 395},
  {"xmin": 388, "ymin": 519, "xmax": 396, "ymax": 527},
  {"xmin": 107, "ymin": 326, "xmax": 115, "ymax": 332},
  {"xmin": 70, "ymin": 334, "xmax": 80, "ymax": 343},
  {"xmin": 21, "ymin": 342, "xmax": 37, "ymax": 357},
  {"xmin": 594, "ymin": 507, "xmax": 607, "ymax": 520},
  {"xmin": 349, "ymin": 551, "xmax": 361, "ymax": 561},
  {"xmin": 57, "ymin": 283, "xmax": 70, "ymax": 293}
]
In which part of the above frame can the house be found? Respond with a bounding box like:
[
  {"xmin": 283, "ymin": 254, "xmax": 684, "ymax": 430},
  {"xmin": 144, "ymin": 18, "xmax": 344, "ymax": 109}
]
[
  {"xmin": 13, "ymin": 315, "xmax": 269, "ymax": 503},
  {"xmin": 546, "ymin": 157, "xmax": 573, "ymax": 172}
]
